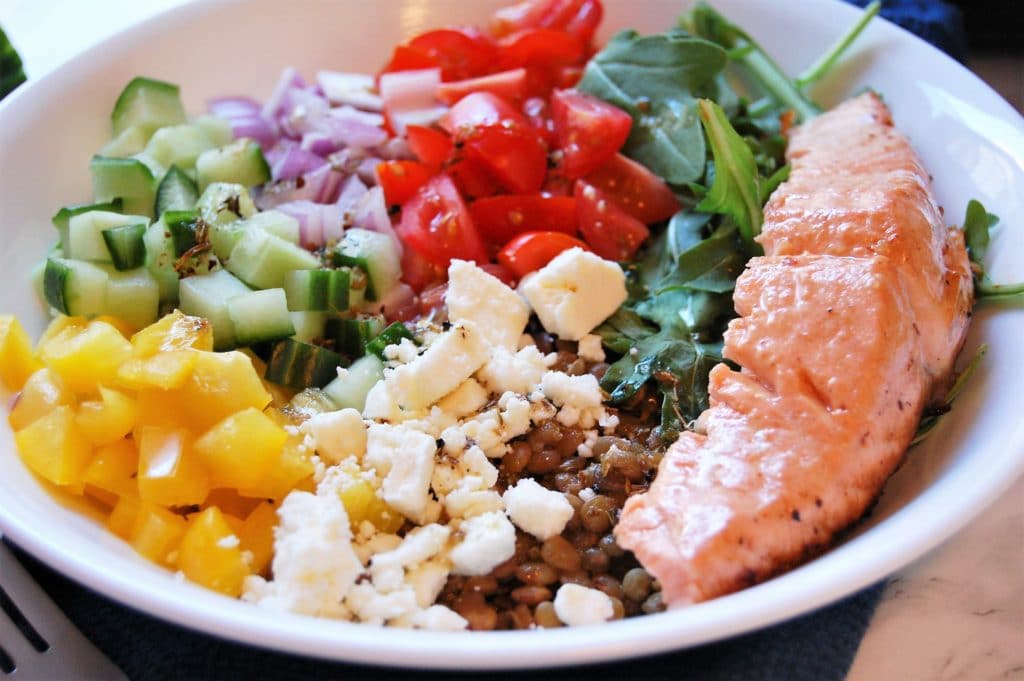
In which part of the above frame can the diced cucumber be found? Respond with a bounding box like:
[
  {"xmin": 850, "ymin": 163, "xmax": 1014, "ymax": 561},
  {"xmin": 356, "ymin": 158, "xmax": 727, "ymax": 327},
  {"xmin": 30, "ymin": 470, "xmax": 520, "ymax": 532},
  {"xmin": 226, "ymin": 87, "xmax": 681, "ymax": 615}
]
[
  {"xmin": 365, "ymin": 322, "xmax": 415, "ymax": 360},
  {"xmin": 332, "ymin": 228, "xmax": 401, "ymax": 301},
  {"xmin": 111, "ymin": 77, "xmax": 186, "ymax": 136},
  {"xmin": 100, "ymin": 125, "xmax": 149, "ymax": 158},
  {"xmin": 208, "ymin": 223, "xmax": 246, "ymax": 262},
  {"xmin": 30, "ymin": 259, "xmax": 47, "ymax": 307},
  {"xmin": 195, "ymin": 139, "xmax": 270, "ymax": 191},
  {"xmin": 144, "ymin": 124, "xmax": 216, "ymax": 170},
  {"xmin": 225, "ymin": 228, "xmax": 320, "ymax": 290},
  {"xmin": 283, "ymin": 267, "xmax": 359, "ymax": 312},
  {"xmin": 178, "ymin": 269, "xmax": 251, "ymax": 350},
  {"xmin": 91, "ymin": 155, "xmax": 157, "ymax": 217},
  {"xmin": 67, "ymin": 210, "xmax": 148, "ymax": 262},
  {"xmin": 43, "ymin": 257, "xmax": 109, "ymax": 317},
  {"xmin": 290, "ymin": 311, "xmax": 328, "ymax": 343},
  {"xmin": 240, "ymin": 210, "xmax": 300, "ymax": 244},
  {"xmin": 196, "ymin": 182, "xmax": 257, "ymax": 228},
  {"xmin": 101, "ymin": 266, "xmax": 160, "ymax": 330},
  {"xmin": 163, "ymin": 210, "xmax": 200, "ymax": 257},
  {"xmin": 264, "ymin": 338, "xmax": 347, "ymax": 389},
  {"xmin": 52, "ymin": 199, "xmax": 123, "ymax": 253},
  {"xmin": 325, "ymin": 314, "xmax": 384, "ymax": 357},
  {"xmin": 143, "ymin": 220, "xmax": 180, "ymax": 302},
  {"xmin": 192, "ymin": 115, "xmax": 234, "ymax": 147},
  {"xmin": 102, "ymin": 222, "xmax": 147, "ymax": 270},
  {"xmin": 131, "ymin": 152, "xmax": 167, "ymax": 184},
  {"xmin": 155, "ymin": 165, "xmax": 199, "ymax": 215},
  {"xmin": 323, "ymin": 354, "xmax": 385, "ymax": 412},
  {"xmin": 227, "ymin": 288, "xmax": 295, "ymax": 346}
]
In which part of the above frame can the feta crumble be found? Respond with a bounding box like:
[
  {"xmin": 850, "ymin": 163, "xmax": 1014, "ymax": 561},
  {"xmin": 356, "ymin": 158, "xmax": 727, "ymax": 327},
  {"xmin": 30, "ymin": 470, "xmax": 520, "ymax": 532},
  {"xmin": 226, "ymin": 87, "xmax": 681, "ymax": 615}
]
[
  {"xmin": 502, "ymin": 478, "xmax": 574, "ymax": 540},
  {"xmin": 553, "ymin": 583, "xmax": 615, "ymax": 626},
  {"xmin": 445, "ymin": 259, "xmax": 530, "ymax": 351},
  {"xmin": 450, "ymin": 511, "xmax": 516, "ymax": 575}
]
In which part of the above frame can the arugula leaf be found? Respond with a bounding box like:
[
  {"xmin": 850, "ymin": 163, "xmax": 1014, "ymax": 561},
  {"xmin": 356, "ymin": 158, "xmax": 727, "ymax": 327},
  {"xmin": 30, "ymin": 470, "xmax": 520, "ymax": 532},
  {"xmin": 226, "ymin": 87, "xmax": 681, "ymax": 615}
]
[
  {"xmin": 795, "ymin": 1, "xmax": 881, "ymax": 89},
  {"xmin": 577, "ymin": 29, "xmax": 728, "ymax": 184},
  {"xmin": 1, "ymin": 26, "xmax": 27, "ymax": 101},
  {"xmin": 696, "ymin": 99, "xmax": 763, "ymax": 252},
  {"xmin": 912, "ymin": 344, "xmax": 987, "ymax": 445},
  {"xmin": 960, "ymin": 199, "xmax": 1024, "ymax": 302}
]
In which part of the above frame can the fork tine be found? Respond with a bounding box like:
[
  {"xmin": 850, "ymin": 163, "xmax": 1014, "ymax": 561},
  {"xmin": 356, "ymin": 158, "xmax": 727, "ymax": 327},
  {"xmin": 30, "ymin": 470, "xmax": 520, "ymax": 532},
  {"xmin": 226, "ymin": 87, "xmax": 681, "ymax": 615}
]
[{"xmin": 0, "ymin": 541, "xmax": 128, "ymax": 680}]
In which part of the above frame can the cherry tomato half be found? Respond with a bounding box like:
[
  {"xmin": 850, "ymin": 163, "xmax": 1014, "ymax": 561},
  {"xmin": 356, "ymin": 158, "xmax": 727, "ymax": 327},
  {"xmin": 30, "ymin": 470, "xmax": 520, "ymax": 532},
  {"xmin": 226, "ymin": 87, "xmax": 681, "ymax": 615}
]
[
  {"xmin": 551, "ymin": 88, "xmax": 632, "ymax": 178},
  {"xmin": 497, "ymin": 230, "xmax": 590, "ymax": 277},
  {"xmin": 470, "ymin": 194, "xmax": 577, "ymax": 244},
  {"xmin": 574, "ymin": 179, "xmax": 650, "ymax": 261},
  {"xmin": 395, "ymin": 174, "xmax": 489, "ymax": 268},
  {"xmin": 408, "ymin": 29, "xmax": 498, "ymax": 82},
  {"xmin": 441, "ymin": 92, "xmax": 548, "ymax": 194},
  {"xmin": 381, "ymin": 45, "xmax": 438, "ymax": 76},
  {"xmin": 406, "ymin": 125, "xmax": 454, "ymax": 169},
  {"xmin": 491, "ymin": 0, "xmax": 604, "ymax": 46},
  {"xmin": 584, "ymin": 153, "xmax": 681, "ymax": 224},
  {"xmin": 376, "ymin": 160, "xmax": 434, "ymax": 207}
]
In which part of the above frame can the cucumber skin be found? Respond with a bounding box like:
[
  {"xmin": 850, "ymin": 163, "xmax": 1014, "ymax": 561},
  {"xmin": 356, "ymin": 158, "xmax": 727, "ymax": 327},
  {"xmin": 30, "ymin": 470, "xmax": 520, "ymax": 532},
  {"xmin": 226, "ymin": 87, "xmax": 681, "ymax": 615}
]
[
  {"xmin": 111, "ymin": 76, "xmax": 186, "ymax": 136},
  {"xmin": 265, "ymin": 338, "xmax": 347, "ymax": 390},
  {"xmin": 323, "ymin": 354, "xmax": 385, "ymax": 412},
  {"xmin": 227, "ymin": 288, "xmax": 296, "ymax": 347}
]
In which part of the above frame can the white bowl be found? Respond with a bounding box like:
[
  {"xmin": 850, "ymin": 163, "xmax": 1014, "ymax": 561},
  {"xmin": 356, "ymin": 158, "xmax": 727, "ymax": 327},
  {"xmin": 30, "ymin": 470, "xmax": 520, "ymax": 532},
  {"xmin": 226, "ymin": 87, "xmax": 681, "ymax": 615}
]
[{"xmin": 1, "ymin": 0, "xmax": 1023, "ymax": 670}]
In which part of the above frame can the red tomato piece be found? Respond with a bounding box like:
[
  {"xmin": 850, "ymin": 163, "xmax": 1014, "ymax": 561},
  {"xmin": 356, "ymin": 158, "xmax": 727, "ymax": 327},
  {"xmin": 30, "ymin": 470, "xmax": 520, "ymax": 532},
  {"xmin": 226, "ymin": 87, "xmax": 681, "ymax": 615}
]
[
  {"xmin": 418, "ymin": 281, "xmax": 449, "ymax": 315},
  {"xmin": 574, "ymin": 180, "xmax": 650, "ymax": 261},
  {"xmin": 478, "ymin": 263, "xmax": 519, "ymax": 287},
  {"xmin": 551, "ymin": 89, "xmax": 632, "ymax": 179},
  {"xmin": 395, "ymin": 174, "xmax": 489, "ymax": 268},
  {"xmin": 376, "ymin": 160, "xmax": 434, "ymax": 207},
  {"xmin": 584, "ymin": 153, "xmax": 681, "ymax": 224},
  {"xmin": 497, "ymin": 231, "xmax": 590, "ymax": 277},
  {"xmin": 406, "ymin": 125, "xmax": 454, "ymax": 169},
  {"xmin": 437, "ymin": 68, "xmax": 529, "ymax": 106},
  {"xmin": 448, "ymin": 157, "xmax": 502, "ymax": 200},
  {"xmin": 441, "ymin": 92, "xmax": 547, "ymax": 194},
  {"xmin": 381, "ymin": 45, "xmax": 439, "ymax": 75},
  {"xmin": 498, "ymin": 28, "xmax": 584, "ymax": 70},
  {"xmin": 408, "ymin": 29, "xmax": 498, "ymax": 82},
  {"xmin": 403, "ymin": 249, "xmax": 448, "ymax": 294},
  {"xmin": 522, "ymin": 96, "xmax": 557, "ymax": 147},
  {"xmin": 491, "ymin": 0, "xmax": 604, "ymax": 46},
  {"xmin": 470, "ymin": 194, "xmax": 577, "ymax": 244}
]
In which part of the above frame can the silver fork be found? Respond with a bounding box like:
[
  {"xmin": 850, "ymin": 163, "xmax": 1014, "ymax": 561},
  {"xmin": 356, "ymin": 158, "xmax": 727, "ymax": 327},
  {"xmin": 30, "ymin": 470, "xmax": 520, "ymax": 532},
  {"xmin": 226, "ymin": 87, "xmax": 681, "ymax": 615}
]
[{"xmin": 0, "ymin": 539, "xmax": 128, "ymax": 680}]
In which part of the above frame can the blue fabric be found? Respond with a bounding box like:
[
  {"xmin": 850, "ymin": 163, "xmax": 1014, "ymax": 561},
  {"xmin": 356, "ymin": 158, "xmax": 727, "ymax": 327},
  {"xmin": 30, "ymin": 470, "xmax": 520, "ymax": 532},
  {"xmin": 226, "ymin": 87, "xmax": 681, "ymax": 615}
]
[{"xmin": 846, "ymin": 0, "xmax": 968, "ymax": 61}]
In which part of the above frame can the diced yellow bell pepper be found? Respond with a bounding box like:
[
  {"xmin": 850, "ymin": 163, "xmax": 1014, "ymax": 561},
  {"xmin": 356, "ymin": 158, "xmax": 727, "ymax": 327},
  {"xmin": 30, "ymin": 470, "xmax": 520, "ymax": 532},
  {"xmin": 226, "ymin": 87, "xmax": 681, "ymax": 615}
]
[
  {"xmin": 34, "ymin": 316, "xmax": 86, "ymax": 359},
  {"xmin": 83, "ymin": 439, "xmax": 139, "ymax": 499},
  {"xmin": 332, "ymin": 462, "xmax": 404, "ymax": 534},
  {"xmin": 0, "ymin": 316, "xmax": 42, "ymax": 391},
  {"xmin": 130, "ymin": 504, "xmax": 187, "ymax": 566},
  {"xmin": 107, "ymin": 495, "xmax": 141, "ymax": 539},
  {"xmin": 137, "ymin": 426, "xmax": 210, "ymax": 507},
  {"xmin": 175, "ymin": 351, "xmax": 272, "ymax": 433},
  {"xmin": 237, "ymin": 501, "xmax": 277, "ymax": 576},
  {"xmin": 85, "ymin": 485, "xmax": 119, "ymax": 508},
  {"xmin": 115, "ymin": 350, "xmax": 198, "ymax": 391},
  {"xmin": 39, "ymin": 320, "xmax": 132, "ymax": 396},
  {"xmin": 75, "ymin": 386, "xmax": 138, "ymax": 446},
  {"xmin": 193, "ymin": 407, "xmax": 287, "ymax": 488},
  {"xmin": 203, "ymin": 488, "xmax": 262, "ymax": 520},
  {"xmin": 237, "ymin": 437, "xmax": 316, "ymax": 501},
  {"xmin": 134, "ymin": 389, "xmax": 191, "ymax": 433},
  {"xmin": 131, "ymin": 311, "xmax": 213, "ymax": 356},
  {"xmin": 13, "ymin": 405, "xmax": 93, "ymax": 488},
  {"xmin": 177, "ymin": 507, "xmax": 251, "ymax": 597},
  {"xmin": 8, "ymin": 367, "xmax": 76, "ymax": 431},
  {"xmin": 94, "ymin": 315, "xmax": 136, "ymax": 338}
]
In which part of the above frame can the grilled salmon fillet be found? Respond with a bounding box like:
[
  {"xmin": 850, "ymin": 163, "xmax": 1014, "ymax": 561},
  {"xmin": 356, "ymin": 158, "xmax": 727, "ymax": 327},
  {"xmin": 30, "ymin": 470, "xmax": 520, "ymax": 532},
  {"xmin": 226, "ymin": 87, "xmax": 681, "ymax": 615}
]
[{"xmin": 615, "ymin": 93, "xmax": 974, "ymax": 606}]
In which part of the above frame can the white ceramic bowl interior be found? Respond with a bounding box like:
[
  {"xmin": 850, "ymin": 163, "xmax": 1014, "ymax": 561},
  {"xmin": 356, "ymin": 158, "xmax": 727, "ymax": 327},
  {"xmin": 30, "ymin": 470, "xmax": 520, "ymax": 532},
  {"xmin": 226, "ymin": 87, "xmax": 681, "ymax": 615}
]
[{"xmin": 1, "ymin": 0, "xmax": 1022, "ymax": 670}]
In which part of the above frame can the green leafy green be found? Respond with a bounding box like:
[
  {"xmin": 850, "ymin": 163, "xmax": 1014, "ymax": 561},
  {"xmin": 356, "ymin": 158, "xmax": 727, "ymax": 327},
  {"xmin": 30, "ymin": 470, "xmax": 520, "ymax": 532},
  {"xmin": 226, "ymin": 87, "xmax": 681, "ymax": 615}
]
[
  {"xmin": 696, "ymin": 99, "xmax": 763, "ymax": 252},
  {"xmin": 796, "ymin": 1, "xmax": 881, "ymax": 89},
  {"xmin": 961, "ymin": 199, "xmax": 1024, "ymax": 302},
  {"xmin": 577, "ymin": 29, "xmax": 728, "ymax": 184},
  {"xmin": 912, "ymin": 344, "xmax": 987, "ymax": 445},
  {"xmin": 1, "ymin": 26, "xmax": 27, "ymax": 101}
]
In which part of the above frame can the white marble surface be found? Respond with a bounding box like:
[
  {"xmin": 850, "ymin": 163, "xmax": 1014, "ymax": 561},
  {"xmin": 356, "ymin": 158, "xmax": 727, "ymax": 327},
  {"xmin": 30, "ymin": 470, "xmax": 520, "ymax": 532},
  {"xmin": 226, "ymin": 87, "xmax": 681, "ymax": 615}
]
[{"xmin": 2, "ymin": 1, "xmax": 1023, "ymax": 679}]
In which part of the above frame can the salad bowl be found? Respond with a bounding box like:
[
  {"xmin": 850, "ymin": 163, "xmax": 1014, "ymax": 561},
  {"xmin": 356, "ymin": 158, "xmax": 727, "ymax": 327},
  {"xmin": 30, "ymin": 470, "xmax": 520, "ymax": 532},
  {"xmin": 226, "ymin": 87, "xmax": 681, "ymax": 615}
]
[{"xmin": 0, "ymin": 0, "xmax": 1022, "ymax": 669}]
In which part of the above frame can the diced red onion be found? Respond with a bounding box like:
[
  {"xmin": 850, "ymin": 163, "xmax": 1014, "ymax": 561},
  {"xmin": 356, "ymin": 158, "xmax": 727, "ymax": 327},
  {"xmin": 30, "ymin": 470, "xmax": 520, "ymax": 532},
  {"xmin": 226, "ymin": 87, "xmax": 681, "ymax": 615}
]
[
  {"xmin": 380, "ymin": 68, "xmax": 442, "ymax": 110},
  {"xmin": 356, "ymin": 157, "xmax": 382, "ymax": 185},
  {"xmin": 364, "ymin": 282, "xmax": 417, "ymax": 322},
  {"xmin": 207, "ymin": 96, "xmax": 278, "ymax": 148},
  {"xmin": 274, "ymin": 200, "xmax": 346, "ymax": 249},
  {"xmin": 266, "ymin": 141, "xmax": 328, "ymax": 181},
  {"xmin": 321, "ymin": 106, "xmax": 388, "ymax": 149},
  {"xmin": 208, "ymin": 96, "xmax": 262, "ymax": 118},
  {"xmin": 336, "ymin": 174, "xmax": 369, "ymax": 213},
  {"xmin": 376, "ymin": 136, "xmax": 414, "ymax": 161},
  {"xmin": 262, "ymin": 68, "xmax": 306, "ymax": 125},
  {"xmin": 301, "ymin": 132, "xmax": 340, "ymax": 157},
  {"xmin": 279, "ymin": 87, "xmax": 331, "ymax": 139},
  {"xmin": 317, "ymin": 71, "xmax": 383, "ymax": 112},
  {"xmin": 352, "ymin": 186, "xmax": 402, "ymax": 256}
]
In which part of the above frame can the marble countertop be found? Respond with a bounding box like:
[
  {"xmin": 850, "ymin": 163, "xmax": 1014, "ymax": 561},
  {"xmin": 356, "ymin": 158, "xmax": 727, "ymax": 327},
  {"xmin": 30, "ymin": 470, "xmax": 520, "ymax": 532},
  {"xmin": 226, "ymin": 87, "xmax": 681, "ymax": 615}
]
[{"xmin": 3, "ymin": 2, "xmax": 1022, "ymax": 679}]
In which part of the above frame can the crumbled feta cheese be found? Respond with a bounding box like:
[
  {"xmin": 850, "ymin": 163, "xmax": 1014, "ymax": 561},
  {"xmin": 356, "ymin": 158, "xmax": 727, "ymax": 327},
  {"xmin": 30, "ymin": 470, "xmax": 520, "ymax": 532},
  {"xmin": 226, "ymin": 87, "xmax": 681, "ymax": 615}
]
[
  {"xmin": 388, "ymin": 321, "xmax": 489, "ymax": 410},
  {"xmin": 301, "ymin": 408, "xmax": 367, "ymax": 464},
  {"xmin": 498, "ymin": 392, "xmax": 532, "ymax": 439},
  {"xmin": 553, "ymin": 583, "xmax": 614, "ymax": 626},
  {"xmin": 541, "ymin": 371, "xmax": 604, "ymax": 409},
  {"xmin": 216, "ymin": 534, "xmax": 240, "ymax": 549},
  {"xmin": 364, "ymin": 423, "xmax": 437, "ymax": 523},
  {"xmin": 346, "ymin": 583, "xmax": 419, "ymax": 625},
  {"xmin": 384, "ymin": 337, "xmax": 420, "ymax": 365},
  {"xmin": 352, "ymin": 530, "xmax": 403, "ymax": 565},
  {"xmin": 449, "ymin": 511, "xmax": 516, "ymax": 575},
  {"xmin": 459, "ymin": 409, "xmax": 505, "ymax": 457},
  {"xmin": 578, "ymin": 487, "xmax": 596, "ymax": 502},
  {"xmin": 476, "ymin": 345, "xmax": 551, "ymax": 396},
  {"xmin": 406, "ymin": 559, "xmax": 452, "ymax": 609},
  {"xmin": 518, "ymin": 248, "xmax": 627, "ymax": 341},
  {"xmin": 407, "ymin": 605, "xmax": 468, "ymax": 631},
  {"xmin": 599, "ymin": 412, "xmax": 619, "ymax": 432},
  {"xmin": 362, "ymin": 380, "xmax": 412, "ymax": 423},
  {"xmin": 242, "ymin": 490, "xmax": 361, "ymax": 618},
  {"xmin": 400, "ymin": 405, "xmax": 458, "ymax": 439},
  {"xmin": 445, "ymin": 260, "xmax": 530, "ymax": 351},
  {"xmin": 577, "ymin": 430, "xmax": 599, "ymax": 458},
  {"xmin": 577, "ymin": 334, "xmax": 606, "ymax": 362},
  {"xmin": 444, "ymin": 477, "xmax": 504, "ymax": 519},
  {"xmin": 555, "ymin": 405, "xmax": 581, "ymax": 427},
  {"xmin": 461, "ymin": 445, "xmax": 498, "ymax": 488},
  {"xmin": 436, "ymin": 378, "xmax": 489, "ymax": 419},
  {"xmin": 370, "ymin": 524, "xmax": 451, "ymax": 592},
  {"xmin": 440, "ymin": 425, "xmax": 468, "ymax": 455},
  {"xmin": 502, "ymin": 478, "xmax": 574, "ymax": 540}
]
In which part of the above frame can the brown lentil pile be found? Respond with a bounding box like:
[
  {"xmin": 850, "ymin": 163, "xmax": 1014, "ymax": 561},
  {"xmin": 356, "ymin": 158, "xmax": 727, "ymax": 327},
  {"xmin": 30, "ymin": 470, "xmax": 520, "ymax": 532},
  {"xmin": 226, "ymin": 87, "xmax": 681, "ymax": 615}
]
[{"xmin": 436, "ymin": 332, "xmax": 668, "ymax": 629}]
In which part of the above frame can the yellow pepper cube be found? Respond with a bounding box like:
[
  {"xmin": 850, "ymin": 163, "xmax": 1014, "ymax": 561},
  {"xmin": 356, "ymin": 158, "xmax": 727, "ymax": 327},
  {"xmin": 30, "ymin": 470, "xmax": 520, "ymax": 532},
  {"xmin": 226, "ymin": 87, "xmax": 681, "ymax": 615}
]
[
  {"xmin": 94, "ymin": 314, "xmax": 136, "ymax": 338},
  {"xmin": 130, "ymin": 504, "xmax": 188, "ymax": 566},
  {"xmin": 75, "ymin": 386, "xmax": 138, "ymax": 446},
  {"xmin": 34, "ymin": 316, "xmax": 86, "ymax": 359},
  {"xmin": 203, "ymin": 488, "xmax": 261, "ymax": 520},
  {"xmin": 0, "ymin": 315, "xmax": 42, "ymax": 391},
  {"xmin": 178, "ymin": 507, "xmax": 251, "ymax": 597},
  {"xmin": 39, "ymin": 320, "xmax": 132, "ymax": 396},
  {"xmin": 13, "ymin": 405, "xmax": 93, "ymax": 488},
  {"xmin": 137, "ymin": 426, "xmax": 210, "ymax": 507},
  {"xmin": 107, "ymin": 495, "xmax": 141, "ymax": 539},
  {"xmin": 85, "ymin": 485, "xmax": 119, "ymax": 508},
  {"xmin": 193, "ymin": 407, "xmax": 287, "ymax": 489},
  {"xmin": 177, "ymin": 351, "xmax": 272, "ymax": 433},
  {"xmin": 134, "ymin": 389, "xmax": 190, "ymax": 433},
  {"xmin": 333, "ymin": 463, "xmax": 404, "ymax": 534},
  {"xmin": 8, "ymin": 367, "xmax": 76, "ymax": 431},
  {"xmin": 237, "ymin": 437, "xmax": 316, "ymax": 501},
  {"xmin": 238, "ymin": 501, "xmax": 277, "ymax": 576},
  {"xmin": 115, "ymin": 350, "xmax": 198, "ymax": 391},
  {"xmin": 83, "ymin": 439, "xmax": 139, "ymax": 499},
  {"xmin": 131, "ymin": 311, "xmax": 213, "ymax": 356}
]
